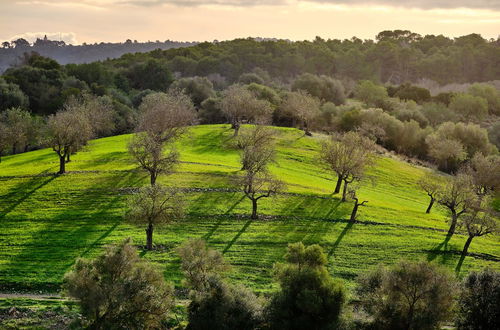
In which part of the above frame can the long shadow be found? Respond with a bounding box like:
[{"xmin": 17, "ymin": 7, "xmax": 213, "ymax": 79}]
[
  {"xmin": 455, "ymin": 252, "xmax": 466, "ymax": 274},
  {"xmin": 204, "ymin": 194, "xmax": 245, "ymax": 240},
  {"xmin": 0, "ymin": 171, "xmax": 57, "ymax": 219},
  {"xmin": 427, "ymin": 234, "xmax": 452, "ymax": 262},
  {"xmin": 223, "ymin": 218, "xmax": 252, "ymax": 254},
  {"xmin": 328, "ymin": 221, "xmax": 354, "ymax": 257}
]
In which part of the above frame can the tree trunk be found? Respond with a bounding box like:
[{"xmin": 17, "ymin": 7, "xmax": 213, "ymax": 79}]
[
  {"xmin": 150, "ymin": 172, "xmax": 157, "ymax": 186},
  {"xmin": 12, "ymin": 143, "xmax": 16, "ymax": 155},
  {"xmin": 66, "ymin": 152, "xmax": 70, "ymax": 163},
  {"xmin": 350, "ymin": 203, "xmax": 359, "ymax": 222},
  {"xmin": 461, "ymin": 236, "xmax": 473, "ymax": 259},
  {"xmin": 341, "ymin": 180, "xmax": 348, "ymax": 202},
  {"xmin": 251, "ymin": 199, "xmax": 258, "ymax": 219},
  {"xmin": 24, "ymin": 144, "xmax": 29, "ymax": 153},
  {"xmin": 334, "ymin": 176, "xmax": 342, "ymax": 194},
  {"xmin": 58, "ymin": 155, "xmax": 66, "ymax": 174},
  {"xmin": 146, "ymin": 223, "xmax": 154, "ymax": 250},
  {"xmin": 425, "ymin": 198, "xmax": 434, "ymax": 214},
  {"xmin": 447, "ymin": 212, "xmax": 458, "ymax": 236},
  {"xmin": 233, "ymin": 122, "xmax": 240, "ymax": 137}
]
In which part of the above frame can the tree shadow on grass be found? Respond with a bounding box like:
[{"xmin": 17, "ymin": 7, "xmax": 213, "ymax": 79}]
[
  {"xmin": 204, "ymin": 194, "xmax": 246, "ymax": 241},
  {"xmin": 223, "ymin": 218, "xmax": 253, "ymax": 254},
  {"xmin": 0, "ymin": 171, "xmax": 57, "ymax": 220},
  {"xmin": 328, "ymin": 221, "xmax": 354, "ymax": 257},
  {"xmin": 426, "ymin": 234, "xmax": 454, "ymax": 263}
]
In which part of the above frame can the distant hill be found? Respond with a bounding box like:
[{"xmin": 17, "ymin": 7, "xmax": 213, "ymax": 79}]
[{"xmin": 0, "ymin": 36, "xmax": 197, "ymax": 73}]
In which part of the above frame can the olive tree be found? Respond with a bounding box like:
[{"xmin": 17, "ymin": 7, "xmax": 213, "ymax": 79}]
[
  {"xmin": 280, "ymin": 90, "xmax": 320, "ymax": 135},
  {"xmin": 437, "ymin": 172, "xmax": 478, "ymax": 236},
  {"xmin": 1, "ymin": 107, "xmax": 31, "ymax": 154},
  {"xmin": 221, "ymin": 85, "xmax": 272, "ymax": 136},
  {"xmin": 449, "ymin": 93, "xmax": 488, "ymax": 121},
  {"xmin": 126, "ymin": 185, "xmax": 182, "ymax": 250},
  {"xmin": 0, "ymin": 122, "xmax": 8, "ymax": 162},
  {"xmin": 465, "ymin": 153, "xmax": 500, "ymax": 198},
  {"xmin": 418, "ymin": 172, "xmax": 444, "ymax": 214},
  {"xmin": 129, "ymin": 91, "xmax": 196, "ymax": 185},
  {"xmin": 356, "ymin": 260, "xmax": 456, "ymax": 330},
  {"xmin": 236, "ymin": 126, "xmax": 284, "ymax": 219},
  {"xmin": 63, "ymin": 238, "xmax": 174, "ymax": 329},
  {"xmin": 320, "ymin": 131, "xmax": 375, "ymax": 199}
]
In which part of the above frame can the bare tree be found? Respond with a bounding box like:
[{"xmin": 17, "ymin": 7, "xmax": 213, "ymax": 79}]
[
  {"xmin": 437, "ymin": 172, "xmax": 478, "ymax": 237},
  {"xmin": 129, "ymin": 91, "xmax": 196, "ymax": 185},
  {"xmin": 280, "ymin": 90, "xmax": 320, "ymax": 135},
  {"xmin": 464, "ymin": 153, "xmax": 500, "ymax": 198},
  {"xmin": 221, "ymin": 85, "xmax": 272, "ymax": 136},
  {"xmin": 236, "ymin": 126, "xmax": 284, "ymax": 219},
  {"xmin": 457, "ymin": 206, "xmax": 497, "ymax": 263},
  {"xmin": 45, "ymin": 109, "xmax": 92, "ymax": 174},
  {"xmin": 418, "ymin": 173, "xmax": 444, "ymax": 214},
  {"xmin": 126, "ymin": 185, "xmax": 183, "ymax": 250},
  {"xmin": 349, "ymin": 190, "xmax": 368, "ymax": 222},
  {"xmin": 320, "ymin": 132, "xmax": 375, "ymax": 197}
]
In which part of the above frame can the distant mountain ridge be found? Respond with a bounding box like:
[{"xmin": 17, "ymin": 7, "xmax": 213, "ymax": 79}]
[{"xmin": 0, "ymin": 37, "xmax": 197, "ymax": 73}]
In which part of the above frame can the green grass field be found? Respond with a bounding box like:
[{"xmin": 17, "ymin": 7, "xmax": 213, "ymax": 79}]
[{"xmin": 0, "ymin": 124, "xmax": 499, "ymax": 294}]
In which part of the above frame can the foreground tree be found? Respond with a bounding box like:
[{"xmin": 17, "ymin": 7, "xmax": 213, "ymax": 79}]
[
  {"xmin": 221, "ymin": 85, "xmax": 272, "ymax": 136},
  {"xmin": 320, "ymin": 131, "xmax": 375, "ymax": 197},
  {"xmin": 129, "ymin": 91, "xmax": 196, "ymax": 185},
  {"xmin": 63, "ymin": 238, "xmax": 174, "ymax": 329},
  {"xmin": 178, "ymin": 239, "xmax": 263, "ymax": 330},
  {"xmin": 266, "ymin": 242, "xmax": 346, "ymax": 330},
  {"xmin": 356, "ymin": 260, "xmax": 455, "ymax": 330},
  {"xmin": 457, "ymin": 207, "xmax": 497, "ymax": 263},
  {"xmin": 236, "ymin": 126, "xmax": 284, "ymax": 219},
  {"xmin": 418, "ymin": 172, "xmax": 444, "ymax": 214},
  {"xmin": 349, "ymin": 190, "xmax": 368, "ymax": 222},
  {"xmin": 456, "ymin": 268, "xmax": 500, "ymax": 329},
  {"xmin": 127, "ymin": 185, "xmax": 182, "ymax": 250},
  {"xmin": 437, "ymin": 172, "xmax": 478, "ymax": 236}
]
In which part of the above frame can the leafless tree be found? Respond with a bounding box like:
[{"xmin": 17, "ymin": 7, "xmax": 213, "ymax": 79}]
[
  {"xmin": 45, "ymin": 109, "xmax": 92, "ymax": 174},
  {"xmin": 418, "ymin": 173, "xmax": 444, "ymax": 214},
  {"xmin": 437, "ymin": 172, "xmax": 478, "ymax": 237},
  {"xmin": 129, "ymin": 91, "xmax": 196, "ymax": 185},
  {"xmin": 236, "ymin": 126, "xmax": 284, "ymax": 219},
  {"xmin": 221, "ymin": 85, "xmax": 272, "ymax": 136},
  {"xmin": 349, "ymin": 190, "xmax": 368, "ymax": 222},
  {"xmin": 126, "ymin": 184, "xmax": 183, "ymax": 250},
  {"xmin": 280, "ymin": 90, "xmax": 320, "ymax": 135},
  {"xmin": 458, "ymin": 205, "xmax": 497, "ymax": 262},
  {"xmin": 320, "ymin": 132, "xmax": 375, "ymax": 198}
]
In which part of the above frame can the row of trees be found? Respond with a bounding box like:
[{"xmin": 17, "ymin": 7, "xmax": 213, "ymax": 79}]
[{"xmin": 64, "ymin": 238, "xmax": 500, "ymax": 329}]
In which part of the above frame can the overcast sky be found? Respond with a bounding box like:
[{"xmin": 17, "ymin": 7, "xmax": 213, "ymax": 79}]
[{"xmin": 1, "ymin": 0, "xmax": 499, "ymax": 44}]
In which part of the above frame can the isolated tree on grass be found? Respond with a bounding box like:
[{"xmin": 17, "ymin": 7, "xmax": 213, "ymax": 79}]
[
  {"xmin": 320, "ymin": 131, "xmax": 375, "ymax": 197},
  {"xmin": 418, "ymin": 172, "xmax": 444, "ymax": 214},
  {"xmin": 280, "ymin": 90, "xmax": 320, "ymax": 135},
  {"xmin": 438, "ymin": 172, "xmax": 478, "ymax": 236},
  {"xmin": 178, "ymin": 239, "xmax": 263, "ymax": 330},
  {"xmin": 221, "ymin": 84, "xmax": 272, "ymax": 136},
  {"xmin": 348, "ymin": 189, "xmax": 368, "ymax": 222},
  {"xmin": 356, "ymin": 260, "xmax": 456, "ymax": 330},
  {"xmin": 129, "ymin": 91, "xmax": 196, "ymax": 185},
  {"xmin": 127, "ymin": 184, "xmax": 183, "ymax": 250},
  {"xmin": 45, "ymin": 109, "xmax": 92, "ymax": 174},
  {"xmin": 236, "ymin": 126, "xmax": 284, "ymax": 219},
  {"xmin": 456, "ymin": 268, "xmax": 500, "ymax": 329},
  {"xmin": 457, "ymin": 206, "xmax": 497, "ymax": 264},
  {"xmin": 266, "ymin": 242, "xmax": 346, "ymax": 330},
  {"xmin": 63, "ymin": 238, "xmax": 174, "ymax": 329},
  {"xmin": 1, "ymin": 107, "xmax": 31, "ymax": 154}
]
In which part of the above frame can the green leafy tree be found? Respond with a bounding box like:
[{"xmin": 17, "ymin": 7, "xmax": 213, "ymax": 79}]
[
  {"xmin": 63, "ymin": 238, "xmax": 174, "ymax": 329},
  {"xmin": 354, "ymin": 80, "xmax": 389, "ymax": 108},
  {"xmin": 356, "ymin": 260, "xmax": 456, "ymax": 330},
  {"xmin": 266, "ymin": 242, "xmax": 346, "ymax": 330},
  {"xmin": 449, "ymin": 93, "xmax": 488, "ymax": 121},
  {"xmin": 468, "ymin": 83, "xmax": 500, "ymax": 115}
]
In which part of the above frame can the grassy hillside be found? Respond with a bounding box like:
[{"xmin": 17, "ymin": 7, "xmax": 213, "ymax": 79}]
[{"xmin": 0, "ymin": 124, "xmax": 498, "ymax": 293}]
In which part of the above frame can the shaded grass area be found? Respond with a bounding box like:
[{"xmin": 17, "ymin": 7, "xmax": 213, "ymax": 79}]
[{"xmin": 0, "ymin": 125, "xmax": 498, "ymax": 294}]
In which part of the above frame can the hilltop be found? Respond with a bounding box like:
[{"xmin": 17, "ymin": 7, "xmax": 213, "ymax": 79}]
[{"xmin": 0, "ymin": 125, "xmax": 499, "ymax": 293}]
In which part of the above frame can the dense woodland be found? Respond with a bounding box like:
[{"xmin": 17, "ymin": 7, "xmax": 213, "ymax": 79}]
[{"xmin": 0, "ymin": 30, "xmax": 499, "ymax": 329}]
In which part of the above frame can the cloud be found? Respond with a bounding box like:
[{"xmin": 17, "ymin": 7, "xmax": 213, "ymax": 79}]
[
  {"xmin": 114, "ymin": 0, "xmax": 500, "ymax": 9},
  {"xmin": 7, "ymin": 32, "xmax": 78, "ymax": 44}
]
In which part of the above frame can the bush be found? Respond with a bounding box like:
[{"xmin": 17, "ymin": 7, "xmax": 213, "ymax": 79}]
[
  {"xmin": 456, "ymin": 268, "xmax": 500, "ymax": 330},
  {"xmin": 266, "ymin": 242, "xmax": 346, "ymax": 330},
  {"xmin": 356, "ymin": 260, "xmax": 456, "ymax": 330},
  {"xmin": 449, "ymin": 93, "xmax": 488, "ymax": 121},
  {"xmin": 292, "ymin": 73, "xmax": 345, "ymax": 105},
  {"xmin": 354, "ymin": 80, "xmax": 388, "ymax": 108},
  {"xmin": 63, "ymin": 238, "xmax": 174, "ymax": 329}
]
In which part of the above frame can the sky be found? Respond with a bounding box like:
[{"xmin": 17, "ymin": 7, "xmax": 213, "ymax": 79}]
[{"xmin": 0, "ymin": 0, "xmax": 499, "ymax": 44}]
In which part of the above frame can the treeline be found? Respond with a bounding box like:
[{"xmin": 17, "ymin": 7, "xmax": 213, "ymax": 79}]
[
  {"xmin": 64, "ymin": 238, "xmax": 500, "ymax": 329},
  {"xmin": 0, "ymin": 36, "xmax": 195, "ymax": 73}
]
